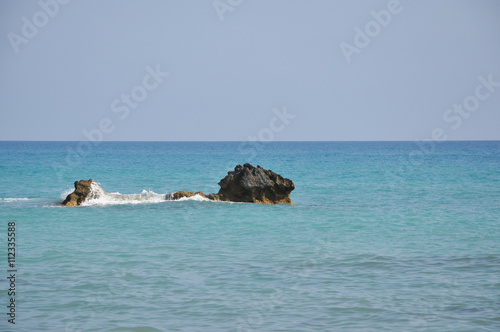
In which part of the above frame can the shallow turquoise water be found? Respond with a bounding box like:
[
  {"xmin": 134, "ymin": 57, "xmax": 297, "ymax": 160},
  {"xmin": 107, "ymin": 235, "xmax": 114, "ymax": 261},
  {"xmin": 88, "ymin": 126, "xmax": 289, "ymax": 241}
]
[{"xmin": 1, "ymin": 141, "xmax": 499, "ymax": 331}]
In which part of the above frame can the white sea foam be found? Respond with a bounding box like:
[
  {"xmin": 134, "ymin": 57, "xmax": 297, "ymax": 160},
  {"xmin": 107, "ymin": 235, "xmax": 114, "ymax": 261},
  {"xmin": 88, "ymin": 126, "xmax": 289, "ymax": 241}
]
[
  {"xmin": 64, "ymin": 182, "xmax": 213, "ymax": 206},
  {"xmin": 78, "ymin": 182, "xmax": 166, "ymax": 206},
  {"xmin": 177, "ymin": 194, "xmax": 211, "ymax": 202},
  {"xmin": 1, "ymin": 198, "xmax": 31, "ymax": 202},
  {"xmin": 60, "ymin": 188, "xmax": 74, "ymax": 200}
]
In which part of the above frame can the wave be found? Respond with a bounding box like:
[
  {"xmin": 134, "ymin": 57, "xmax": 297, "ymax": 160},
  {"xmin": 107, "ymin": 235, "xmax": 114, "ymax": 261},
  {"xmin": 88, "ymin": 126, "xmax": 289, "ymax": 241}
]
[
  {"xmin": 0, "ymin": 197, "xmax": 32, "ymax": 202},
  {"xmin": 176, "ymin": 194, "xmax": 210, "ymax": 202},
  {"xmin": 64, "ymin": 182, "xmax": 211, "ymax": 207},
  {"xmin": 60, "ymin": 188, "xmax": 75, "ymax": 200},
  {"xmin": 77, "ymin": 182, "xmax": 165, "ymax": 206}
]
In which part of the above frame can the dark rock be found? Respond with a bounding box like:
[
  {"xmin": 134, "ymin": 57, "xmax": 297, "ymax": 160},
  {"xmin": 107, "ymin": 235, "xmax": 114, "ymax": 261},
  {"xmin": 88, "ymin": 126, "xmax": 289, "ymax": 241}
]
[
  {"xmin": 170, "ymin": 164, "xmax": 295, "ymax": 204},
  {"xmin": 216, "ymin": 164, "xmax": 294, "ymax": 204},
  {"xmin": 62, "ymin": 179, "xmax": 94, "ymax": 206}
]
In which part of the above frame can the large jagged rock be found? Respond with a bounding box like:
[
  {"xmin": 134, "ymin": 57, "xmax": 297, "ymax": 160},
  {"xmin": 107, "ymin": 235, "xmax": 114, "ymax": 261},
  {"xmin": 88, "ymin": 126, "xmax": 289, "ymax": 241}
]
[
  {"xmin": 62, "ymin": 179, "xmax": 94, "ymax": 206},
  {"xmin": 170, "ymin": 164, "xmax": 295, "ymax": 204},
  {"xmin": 216, "ymin": 163, "xmax": 294, "ymax": 204}
]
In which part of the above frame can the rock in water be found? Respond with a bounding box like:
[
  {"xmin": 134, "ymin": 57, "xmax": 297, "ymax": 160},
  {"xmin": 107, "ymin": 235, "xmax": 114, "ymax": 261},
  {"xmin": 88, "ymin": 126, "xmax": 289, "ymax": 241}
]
[
  {"xmin": 62, "ymin": 179, "xmax": 94, "ymax": 206},
  {"xmin": 169, "ymin": 164, "xmax": 295, "ymax": 204},
  {"xmin": 216, "ymin": 164, "xmax": 295, "ymax": 204},
  {"xmin": 63, "ymin": 164, "xmax": 295, "ymax": 206},
  {"xmin": 166, "ymin": 191, "xmax": 209, "ymax": 200}
]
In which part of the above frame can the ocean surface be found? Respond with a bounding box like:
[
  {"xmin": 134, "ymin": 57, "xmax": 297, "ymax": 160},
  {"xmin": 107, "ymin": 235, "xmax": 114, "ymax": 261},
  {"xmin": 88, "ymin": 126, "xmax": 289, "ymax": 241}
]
[{"xmin": 1, "ymin": 141, "xmax": 499, "ymax": 331}]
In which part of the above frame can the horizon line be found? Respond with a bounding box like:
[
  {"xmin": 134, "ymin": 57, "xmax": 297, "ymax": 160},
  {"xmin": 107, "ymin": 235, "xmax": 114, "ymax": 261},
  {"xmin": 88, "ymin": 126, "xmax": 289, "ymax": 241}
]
[{"xmin": 1, "ymin": 139, "xmax": 499, "ymax": 143}]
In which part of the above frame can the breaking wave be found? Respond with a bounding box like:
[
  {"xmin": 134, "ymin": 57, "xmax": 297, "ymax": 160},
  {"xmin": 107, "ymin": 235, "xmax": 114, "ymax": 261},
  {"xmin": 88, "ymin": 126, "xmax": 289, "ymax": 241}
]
[
  {"xmin": 175, "ymin": 194, "xmax": 210, "ymax": 202},
  {"xmin": 1, "ymin": 197, "xmax": 31, "ymax": 202},
  {"xmin": 63, "ymin": 182, "xmax": 210, "ymax": 206}
]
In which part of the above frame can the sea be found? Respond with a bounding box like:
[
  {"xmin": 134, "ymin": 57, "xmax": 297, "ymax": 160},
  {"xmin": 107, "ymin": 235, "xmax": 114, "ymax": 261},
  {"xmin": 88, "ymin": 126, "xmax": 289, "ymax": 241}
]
[{"xmin": 0, "ymin": 141, "xmax": 499, "ymax": 331}]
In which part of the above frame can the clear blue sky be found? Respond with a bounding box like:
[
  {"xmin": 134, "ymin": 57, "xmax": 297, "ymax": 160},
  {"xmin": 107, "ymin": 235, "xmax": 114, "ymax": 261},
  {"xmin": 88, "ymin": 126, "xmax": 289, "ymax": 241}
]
[{"xmin": 1, "ymin": 0, "xmax": 499, "ymax": 141}]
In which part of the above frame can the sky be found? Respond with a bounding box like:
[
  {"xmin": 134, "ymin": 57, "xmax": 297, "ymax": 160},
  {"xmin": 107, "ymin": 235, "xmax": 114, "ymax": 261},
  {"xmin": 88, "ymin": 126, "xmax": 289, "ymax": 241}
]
[{"xmin": 0, "ymin": 0, "xmax": 499, "ymax": 141}]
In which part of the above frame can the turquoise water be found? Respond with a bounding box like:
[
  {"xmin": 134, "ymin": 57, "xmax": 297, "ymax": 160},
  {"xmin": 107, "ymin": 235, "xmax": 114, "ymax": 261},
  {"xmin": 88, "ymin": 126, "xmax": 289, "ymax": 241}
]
[{"xmin": 1, "ymin": 141, "xmax": 500, "ymax": 331}]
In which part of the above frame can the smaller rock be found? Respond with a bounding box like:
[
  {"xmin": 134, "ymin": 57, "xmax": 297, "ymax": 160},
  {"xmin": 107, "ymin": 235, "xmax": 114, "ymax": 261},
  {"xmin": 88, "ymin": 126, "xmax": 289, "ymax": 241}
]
[
  {"xmin": 166, "ymin": 191, "xmax": 209, "ymax": 200},
  {"xmin": 62, "ymin": 179, "xmax": 94, "ymax": 206}
]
